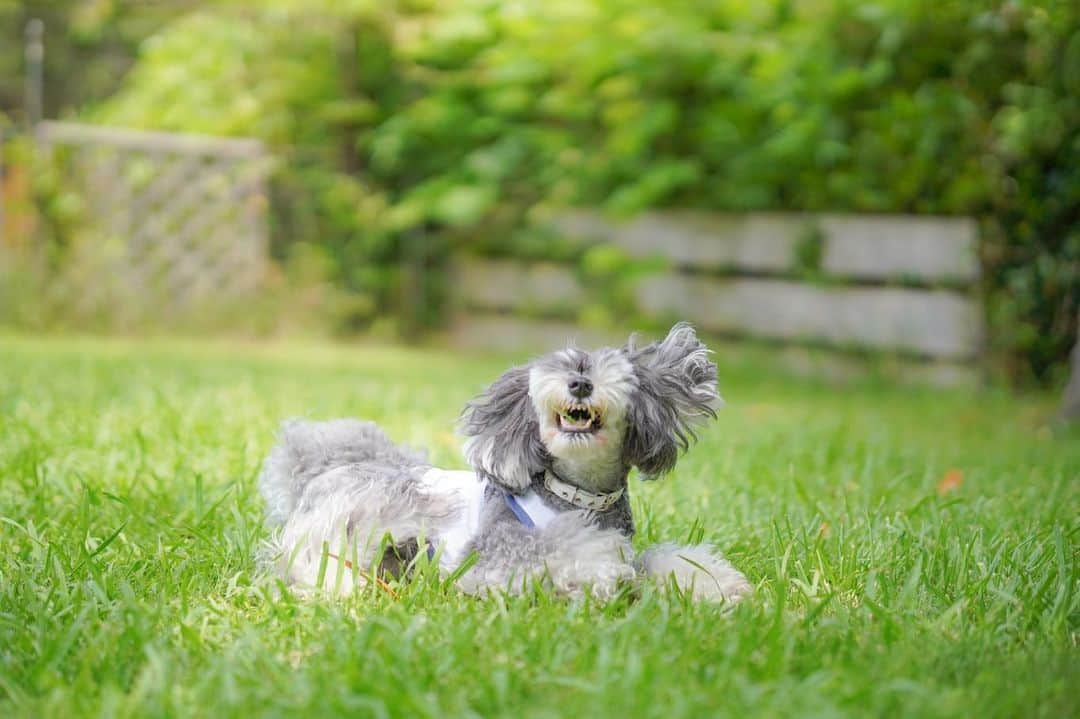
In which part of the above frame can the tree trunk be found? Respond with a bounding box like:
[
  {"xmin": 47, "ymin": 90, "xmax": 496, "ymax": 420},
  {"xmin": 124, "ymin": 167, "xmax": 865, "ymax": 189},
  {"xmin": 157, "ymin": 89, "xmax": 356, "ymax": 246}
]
[{"xmin": 1061, "ymin": 316, "xmax": 1080, "ymax": 422}]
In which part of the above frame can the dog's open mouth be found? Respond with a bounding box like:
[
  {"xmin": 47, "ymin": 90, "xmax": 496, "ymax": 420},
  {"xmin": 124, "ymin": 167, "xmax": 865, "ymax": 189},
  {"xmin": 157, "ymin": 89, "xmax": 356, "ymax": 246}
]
[{"xmin": 556, "ymin": 404, "xmax": 602, "ymax": 434}]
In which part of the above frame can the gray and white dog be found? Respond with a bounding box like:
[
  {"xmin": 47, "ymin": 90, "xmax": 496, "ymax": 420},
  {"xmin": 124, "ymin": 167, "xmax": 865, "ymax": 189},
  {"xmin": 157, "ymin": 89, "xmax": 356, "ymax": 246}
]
[{"xmin": 259, "ymin": 323, "xmax": 750, "ymax": 602}]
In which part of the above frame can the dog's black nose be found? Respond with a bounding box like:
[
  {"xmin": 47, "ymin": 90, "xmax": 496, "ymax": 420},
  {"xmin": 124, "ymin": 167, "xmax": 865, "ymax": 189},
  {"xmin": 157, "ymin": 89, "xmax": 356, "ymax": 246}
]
[{"xmin": 568, "ymin": 376, "xmax": 593, "ymax": 398}]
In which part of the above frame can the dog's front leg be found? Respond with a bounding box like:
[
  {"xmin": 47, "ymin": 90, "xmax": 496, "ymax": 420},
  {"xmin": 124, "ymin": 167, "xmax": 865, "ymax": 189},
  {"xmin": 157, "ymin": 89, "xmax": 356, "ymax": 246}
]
[
  {"xmin": 455, "ymin": 511, "xmax": 636, "ymax": 600},
  {"xmin": 638, "ymin": 543, "xmax": 751, "ymax": 604}
]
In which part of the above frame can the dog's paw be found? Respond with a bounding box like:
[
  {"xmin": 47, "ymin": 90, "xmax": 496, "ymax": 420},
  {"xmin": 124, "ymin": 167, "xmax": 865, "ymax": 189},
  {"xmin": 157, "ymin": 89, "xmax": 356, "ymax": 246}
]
[
  {"xmin": 547, "ymin": 557, "xmax": 638, "ymax": 601},
  {"xmin": 536, "ymin": 513, "xmax": 637, "ymax": 600},
  {"xmin": 639, "ymin": 543, "xmax": 751, "ymax": 604}
]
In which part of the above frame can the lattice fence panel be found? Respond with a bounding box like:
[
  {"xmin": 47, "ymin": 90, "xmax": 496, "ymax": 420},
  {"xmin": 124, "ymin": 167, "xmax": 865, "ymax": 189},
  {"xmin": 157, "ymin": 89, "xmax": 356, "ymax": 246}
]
[{"xmin": 37, "ymin": 121, "xmax": 269, "ymax": 307}]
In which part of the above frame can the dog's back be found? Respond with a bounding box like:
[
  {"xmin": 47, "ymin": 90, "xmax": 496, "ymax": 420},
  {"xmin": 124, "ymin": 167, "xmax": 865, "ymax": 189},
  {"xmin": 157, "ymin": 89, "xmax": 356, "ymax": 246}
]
[{"xmin": 258, "ymin": 418, "xmax": 427, "ymax": 526}]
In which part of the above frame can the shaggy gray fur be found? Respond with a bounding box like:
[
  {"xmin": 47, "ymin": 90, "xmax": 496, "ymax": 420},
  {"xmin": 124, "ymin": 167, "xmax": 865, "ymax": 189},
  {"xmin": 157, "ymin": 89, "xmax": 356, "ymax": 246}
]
[
  {"xmin": 460, "ymin": 365, "xmax": 551, "ymax": 492},
  {"xmin": 457, "ymin": 493, "xmax": 636, "ymax": 599},
  {"xmin": 623, "ymin": 323, "xmax": 721, "ymax": 478},
  {"xmin": 526, "ymin": 475, "xmax": 635, "ymax": 535},
  {"xmin": 259, "ymin": 324, "xmax": 750, "ymax": 602},
  {"xmin": 260, "ymin": 418, "xmax": 428, "ymax": 526}
]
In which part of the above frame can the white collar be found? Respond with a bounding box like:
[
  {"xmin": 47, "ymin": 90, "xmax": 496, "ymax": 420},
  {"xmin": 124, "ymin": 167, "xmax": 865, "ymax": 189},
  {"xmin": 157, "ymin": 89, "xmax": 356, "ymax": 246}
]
[{"xmin": 543, "ymin": 470, "xmax": 624, "ymax": 511}]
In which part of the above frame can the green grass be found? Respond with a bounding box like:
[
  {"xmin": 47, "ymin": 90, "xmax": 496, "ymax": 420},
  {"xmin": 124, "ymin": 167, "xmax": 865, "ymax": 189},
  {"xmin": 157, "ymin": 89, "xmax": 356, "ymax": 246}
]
[{"xmin": 1, "ymin": 334, "xmax": 1077, "ymax": 718}]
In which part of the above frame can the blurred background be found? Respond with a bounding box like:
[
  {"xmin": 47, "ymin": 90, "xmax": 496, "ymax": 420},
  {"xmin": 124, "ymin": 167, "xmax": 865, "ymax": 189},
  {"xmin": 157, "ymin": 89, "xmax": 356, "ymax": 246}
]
[{"xmin": 0, "ymin": 0, "xmax": 1077, "ymax": 405}]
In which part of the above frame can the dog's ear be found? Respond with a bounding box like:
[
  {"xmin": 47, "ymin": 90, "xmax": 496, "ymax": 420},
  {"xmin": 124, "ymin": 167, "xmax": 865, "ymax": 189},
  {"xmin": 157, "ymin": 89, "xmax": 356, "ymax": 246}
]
[
  {"xmin": 623, "ymin": 323, "xmax": 721, "ymax": 479},
  {"xmin": 459, "ymin": 364, "xmax": 548, "ymax": 491}
]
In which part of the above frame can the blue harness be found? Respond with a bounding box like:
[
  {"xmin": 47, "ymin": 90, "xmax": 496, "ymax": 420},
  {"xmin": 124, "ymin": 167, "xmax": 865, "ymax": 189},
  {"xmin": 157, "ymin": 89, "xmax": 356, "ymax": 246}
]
[{"xmin": 503, "ymin": 491, "xmax": 537, "ymax": 528}]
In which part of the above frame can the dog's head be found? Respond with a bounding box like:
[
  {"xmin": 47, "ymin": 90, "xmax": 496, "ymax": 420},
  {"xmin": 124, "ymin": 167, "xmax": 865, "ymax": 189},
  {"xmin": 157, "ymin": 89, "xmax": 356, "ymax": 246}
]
[{"xmin": 459, "ymin": 323, "xmax": 720, "ymax": 491}]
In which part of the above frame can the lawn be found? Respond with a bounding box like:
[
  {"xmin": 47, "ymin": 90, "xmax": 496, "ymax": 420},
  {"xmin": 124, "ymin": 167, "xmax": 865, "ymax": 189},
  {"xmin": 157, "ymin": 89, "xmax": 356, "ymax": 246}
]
[{"xmin": 0, "ymin": 334, "xmax": 1077, "ymax": 718}]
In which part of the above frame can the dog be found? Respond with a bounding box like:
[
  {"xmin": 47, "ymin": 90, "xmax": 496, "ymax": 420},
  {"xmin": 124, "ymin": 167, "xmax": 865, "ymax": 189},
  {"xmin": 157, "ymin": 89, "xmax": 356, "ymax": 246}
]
[{"xmin": 259, "ymin": 323, "xmax": 750, "ymax": 602}]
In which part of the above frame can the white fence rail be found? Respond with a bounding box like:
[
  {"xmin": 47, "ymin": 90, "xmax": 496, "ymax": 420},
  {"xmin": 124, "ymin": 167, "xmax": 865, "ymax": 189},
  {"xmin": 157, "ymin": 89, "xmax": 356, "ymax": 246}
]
[
  {"xmin": 453, "ymin": 210, "xmax": 985, "ymax": 383},
  {"xmin": 551, "ymin": 210, "xmax": 979, "ymax": 282}
]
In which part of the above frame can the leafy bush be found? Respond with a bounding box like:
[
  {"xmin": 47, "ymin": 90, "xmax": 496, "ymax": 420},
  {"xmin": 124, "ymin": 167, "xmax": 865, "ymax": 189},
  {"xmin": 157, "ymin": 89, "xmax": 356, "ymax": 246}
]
[
  {"xmin": 0, "ymin": 0, "xmax": 189, "ymax": 122},
  {"xmin": 16, "ymin": 0, "xmax": 1079, "ymax": 380}
]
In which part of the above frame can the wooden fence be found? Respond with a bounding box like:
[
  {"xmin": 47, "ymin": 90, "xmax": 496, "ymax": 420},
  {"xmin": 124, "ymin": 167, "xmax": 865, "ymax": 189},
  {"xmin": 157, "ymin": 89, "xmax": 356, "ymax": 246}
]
[
  {"xmin": 452, "ymin": 210, "xmax": 984, "ymax": 384},
  {"xmin": 36, "ymin": 121, "xmax": 268, "ymax": 306}
]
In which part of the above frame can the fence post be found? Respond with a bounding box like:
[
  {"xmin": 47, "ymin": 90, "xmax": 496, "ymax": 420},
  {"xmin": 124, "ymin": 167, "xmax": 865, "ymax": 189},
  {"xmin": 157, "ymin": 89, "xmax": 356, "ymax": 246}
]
[
  {"xmin": 0, "ymin": 128, "xmax": 5, "ymax": 245},
  {"xmin": 1061, "ymin": 316, "xmax": 1080, "ymax": 423},
  {"xmin": 25, "ymin": 19, "xmax": 44, "ymax": 131},
  {"xmin": 401, "ymin": 227, "xmax": 426, "ymax": 341}
]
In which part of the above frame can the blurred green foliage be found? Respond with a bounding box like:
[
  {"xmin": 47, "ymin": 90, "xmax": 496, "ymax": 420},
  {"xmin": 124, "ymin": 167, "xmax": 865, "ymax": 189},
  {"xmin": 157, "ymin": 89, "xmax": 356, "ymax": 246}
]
[
  {"xmin": 0, "ymin": 0, "xmax": 191, "ymax": 123},
  {"xmin": 4, "ymin": 0, "xmax": 1077, "ymax": 382}
]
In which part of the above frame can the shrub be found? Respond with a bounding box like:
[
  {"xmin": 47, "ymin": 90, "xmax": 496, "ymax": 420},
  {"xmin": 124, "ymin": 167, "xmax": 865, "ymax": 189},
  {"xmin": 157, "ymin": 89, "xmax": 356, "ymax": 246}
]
[{"xmin": 11, "ymin": 0, "xmax": 1077, "ymax": 381}]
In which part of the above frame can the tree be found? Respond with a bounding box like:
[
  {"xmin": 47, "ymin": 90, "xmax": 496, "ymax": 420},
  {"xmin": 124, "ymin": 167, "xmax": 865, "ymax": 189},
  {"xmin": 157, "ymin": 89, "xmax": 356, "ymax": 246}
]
[{"xmin": 1061, "ymin": 317, "xmax": 1080, "ymax": 422}]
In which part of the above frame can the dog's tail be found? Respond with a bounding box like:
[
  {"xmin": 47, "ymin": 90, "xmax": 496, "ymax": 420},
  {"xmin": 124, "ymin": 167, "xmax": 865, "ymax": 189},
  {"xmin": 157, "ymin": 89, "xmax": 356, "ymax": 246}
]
[{"xmin": 258, "ymin": 418, "xmax": 426, "ymax": 526}]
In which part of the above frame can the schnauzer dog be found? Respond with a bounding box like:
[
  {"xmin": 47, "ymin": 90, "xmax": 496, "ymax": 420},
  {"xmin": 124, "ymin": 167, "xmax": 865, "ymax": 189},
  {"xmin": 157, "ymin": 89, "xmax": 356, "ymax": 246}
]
[{"xmin": 259, "ymin": 323, "xmax": 750, "ymax": 602}]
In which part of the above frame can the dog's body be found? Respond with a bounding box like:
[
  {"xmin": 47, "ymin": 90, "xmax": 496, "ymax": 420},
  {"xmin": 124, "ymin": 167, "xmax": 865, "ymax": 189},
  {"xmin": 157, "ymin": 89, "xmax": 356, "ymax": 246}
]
[{"xmin": 259, "ymin": 324, "xmax": 750, "ymax": 602}]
